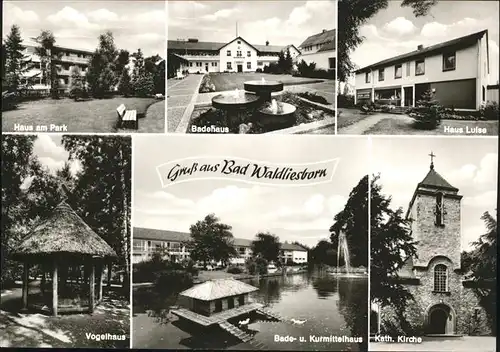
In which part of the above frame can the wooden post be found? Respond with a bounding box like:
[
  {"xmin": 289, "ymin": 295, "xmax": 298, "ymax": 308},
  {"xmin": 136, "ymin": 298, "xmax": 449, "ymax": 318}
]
[
  {"xmin": 97, "ymin": 263, "xmax": 103, "ymax": 303},
  {"xmin": 107, "ymin": 262, "xmax": 112, "ymax": 288},
  {"xmin": 89, "ymin": 262, "xmax": 95, "ymax": 313},
  {"xmin": 21, "ymin": 262, "xmax": 29, "ymax": 311},
  {"xmin": 52, "ymin": 261, "xmax": 58, "ymax": 317}
]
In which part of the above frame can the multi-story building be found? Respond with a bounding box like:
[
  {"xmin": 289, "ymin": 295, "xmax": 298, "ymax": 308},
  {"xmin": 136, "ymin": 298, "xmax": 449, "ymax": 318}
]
[
  {"xmin": 168, "ymin": 36, "xmax": 301, "ymax": 75},
  {"xmin": 354, "ymin": 30, "xmax": 490, "ymax": 110},
  {"xmin": 20, "ymin": 41, "xmax": 93, "ymax": 93},
  {"xmin": 297, "ymin": 29, "xmax": 336, "ymax": 72},
  {"xmin": 132, "ymin": 227, "xmax": 308, "ymax": 265}
]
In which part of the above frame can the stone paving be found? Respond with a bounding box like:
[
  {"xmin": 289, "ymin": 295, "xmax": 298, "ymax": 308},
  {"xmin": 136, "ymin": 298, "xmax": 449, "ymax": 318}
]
[{"xmin": 166, "ymin": 75, "xmax": 204, "ymax": 132}]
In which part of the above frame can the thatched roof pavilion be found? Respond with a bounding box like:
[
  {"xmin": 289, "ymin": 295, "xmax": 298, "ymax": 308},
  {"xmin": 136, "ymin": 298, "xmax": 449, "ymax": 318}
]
[{"xmin": 12, "ymin": 201, "xmax": 117, "ymax": 316}]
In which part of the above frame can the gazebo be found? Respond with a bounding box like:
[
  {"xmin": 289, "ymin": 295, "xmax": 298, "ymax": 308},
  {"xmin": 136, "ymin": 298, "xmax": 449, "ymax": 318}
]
[{"xmin": 11, "ymin": 201, "xmax": 117, "ymax": 316}]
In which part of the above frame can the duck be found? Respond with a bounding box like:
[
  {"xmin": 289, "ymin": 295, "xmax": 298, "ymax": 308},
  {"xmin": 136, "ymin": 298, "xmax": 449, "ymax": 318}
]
[
  {"xmin": 238, "ymin": 318, "xmax": 250, "ymax": 326},
  {"xmin": 291, "ymin": 318, "xmax": 307, "ymax": 325}
]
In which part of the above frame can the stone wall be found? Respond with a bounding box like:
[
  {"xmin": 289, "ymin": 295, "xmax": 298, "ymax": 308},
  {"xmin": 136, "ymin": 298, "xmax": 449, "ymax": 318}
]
[{"xmin": 459, "ymin": 286, "xmax": 491, "ymax": 335}]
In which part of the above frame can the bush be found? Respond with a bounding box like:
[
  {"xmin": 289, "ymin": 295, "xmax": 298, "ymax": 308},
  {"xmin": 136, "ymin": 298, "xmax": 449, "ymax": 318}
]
[
  {"xmin": 256, "ymin": 68, "xmax": 262, "ymax": 73},
  {"xmin": 480, "ymin": 101, "xmax": 499, "ymax": 121},
  {"xmin": 337, "ymin": 94, "xmax": 355, "ymax": 108},
  {"xmin": 297, "ymin": 92, "xmax": 329, "ymax": 105},
  {"xmin": 198, "ymin": 75, "xmax": 216, "ymax": 93},
  {"xmin": 118, "ymin": 67, "xmax": 132, "ymax": 97},
  {"xmin": 227, "ymin": 266, "xmax": 243, "ymax": 274},
  {"xmin": 406, "ymin": 90, "xmax": 444, "ymax": 130},
  {"xmin": 132, "ymin": 73, "xmax": 155, "ymax": 97},
  {"xmin": 155, "ymin": 270, "xmax": 193, "ymax": 296},
  {"xmin": 1, "ymin": 91, "xmax": 18, "ymax": 111},
  {"xmin": 245, "ymin": 257, "xmax": 268, "ymax": 275}
]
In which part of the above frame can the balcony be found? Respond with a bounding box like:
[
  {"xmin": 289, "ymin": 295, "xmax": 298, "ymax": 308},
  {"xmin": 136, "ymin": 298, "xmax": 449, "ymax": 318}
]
[{"xmin": 57, "ymin": 56, "xmax": 91, "ymax": 65}]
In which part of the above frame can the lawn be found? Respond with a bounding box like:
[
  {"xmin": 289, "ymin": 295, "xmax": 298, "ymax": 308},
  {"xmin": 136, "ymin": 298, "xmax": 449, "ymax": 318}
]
[
  {"xmin": 337, "ymin": 108, "xmax": 373, "ymax": 129},
  {"xmin": 208, "ymin": 73, "xmax": 325, "ymax": 92},
  {"xmin": 2, "ymin": 97, "xmax": 163, "ymax": 133},
  {"xmin": 366, "ymin": 117, "xmax": 499, "ymax": 135}
]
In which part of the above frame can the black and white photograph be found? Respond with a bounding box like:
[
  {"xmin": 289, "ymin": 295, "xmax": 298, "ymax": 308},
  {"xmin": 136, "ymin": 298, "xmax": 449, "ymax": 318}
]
[
  {"xmin": 0, "ymin": 135, "xmax": 131, "ymax": 348},
  {"xmin": 167, "ymin": 1, "xmax": 336, "ymax": 134},
  {"xmin": 132, "ymin": 135, "xmax": 368, "ymax": 350},
  {"xmin": 337, "ymin": 0, "xmax": 499, "ymax": 136},
  {"xmin": 2, "ymin": 1, "xmax": 166, "ymax": 133},
  {"xmin": 369, "ymin": 137, "xmax": 497, "ymax": 351}
]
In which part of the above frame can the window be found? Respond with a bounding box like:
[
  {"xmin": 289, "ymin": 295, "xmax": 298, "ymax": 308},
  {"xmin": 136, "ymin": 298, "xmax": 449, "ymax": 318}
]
[
  {"xmin": 378, "ymin": 68, "xmax": 385, "ymax": 81},
  {"xmin": 237, "ymin": 40, "xmax": 241, "ymax": 44},
  {"xmin": 247, "ymin": 62, "xmax": 251, "ymax": 69},
  {"xmin": 227, "ymin": 50, "xmax": 231, "ymax": 56},
  {"xmin": 395, "ymin": 64, "xmax": 402, "ymax": 79},
  {"xmin": 406, "ymin": 62, "xmax": 410, "ymax": 77},
  {"xmin": 257, "ymin": 61, "xmax": 263, "ymax": 66},
  {"xmin": 64, "ymin": 78, "xmax": 69, "ymax": 85},
  {"xmin": 328, "ymin": 57, "xmax": 336, "ymax": 70},
  {"xmin": 237, "ymin": 51, "xmax": 242, "ymax": 57},
  {"xmin": 443, "ymin": 52, "xmax": 456, "ymax": 71},
  {"xmin": 189, "ymin": 62, "xmax": 193, "ymax": 67},
  {"xmin": 435, "ymin": 192, "xmax": 444, "ymax": 226},
  {"xmin": 365, "ymin": 72, "xmax": 371, "ymax": 83},
  {"xmin": 434, "ymin": 264, "xmax": 448, "ymax": 292},
  {"xmin": 133, "ymin": 240, "xmax": 144, "ymax": 251},
  {"xmin": 247, "ymin": 51, "xmax": 251, "ymax": 57},
  {"xmin": 482, "ymin": 86, "xmax": 485, "ymax": 101},
  {"xmin": 227, "ymin": 62, "xmax": 232, "ymax": 69},
  {"xmin": 416, "ymin": 59, "xmax": 425, "ymax": 75}
]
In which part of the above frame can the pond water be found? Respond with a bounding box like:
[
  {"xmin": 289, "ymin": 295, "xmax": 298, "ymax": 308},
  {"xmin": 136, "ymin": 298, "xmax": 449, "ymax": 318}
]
[{"xmin": 133, "ymin": 271, "xmax": 367, "ymax": 351}]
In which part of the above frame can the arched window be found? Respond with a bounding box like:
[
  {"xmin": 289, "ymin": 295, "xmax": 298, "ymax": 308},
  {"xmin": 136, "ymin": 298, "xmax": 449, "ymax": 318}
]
[
  {"xmin": 435, "ymin": 192, "xmax": 444, "ymax": 226},
  {"xmin": 434, "ymin": 264, "xmax": 448, "ymax": 292}
]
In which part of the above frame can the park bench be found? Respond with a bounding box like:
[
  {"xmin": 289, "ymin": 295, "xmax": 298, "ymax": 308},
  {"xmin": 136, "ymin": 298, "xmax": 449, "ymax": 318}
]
[{"xmin": 116, "ymin": 104, "xmax": 138, "ymax": 130}]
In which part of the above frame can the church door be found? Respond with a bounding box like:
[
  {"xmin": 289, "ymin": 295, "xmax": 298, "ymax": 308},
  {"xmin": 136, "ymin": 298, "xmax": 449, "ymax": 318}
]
[{"xmin": 428, "ymin": 305, "xmax": 453, "ymax": 334}]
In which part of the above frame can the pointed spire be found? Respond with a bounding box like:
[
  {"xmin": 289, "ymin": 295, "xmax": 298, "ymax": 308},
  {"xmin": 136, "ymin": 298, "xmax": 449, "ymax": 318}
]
[{"xmin": 428, "ymin": 151, "xmax": 436, "ymax": 170}]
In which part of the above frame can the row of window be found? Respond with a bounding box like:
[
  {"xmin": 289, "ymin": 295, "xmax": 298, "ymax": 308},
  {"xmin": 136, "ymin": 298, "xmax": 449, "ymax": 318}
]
[
  {"xmin": 365, "ymin": 51, "xmax": 457, "ymax": 83},
  {"xmin": 227, "ymin": 50, "xmax": 252, "ymax": 57},
  {"xmin": 227, "ymin": 62, "xmax": 252, "ymax": 69}
]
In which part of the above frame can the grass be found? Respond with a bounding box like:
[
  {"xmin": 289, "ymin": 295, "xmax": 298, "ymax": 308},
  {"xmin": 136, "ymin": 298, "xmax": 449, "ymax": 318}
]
[
  {"xmin": 337, "ymin": 108, "xmax": 373, "ymax": 129},
  {"xmin": 208, "ymin": 72, "xmax": 324, "ymax": 92},
  {"xmin": 365, "ymin": 117, "xmax": 499, "ymax": 135},
  {"xmin": 2, "ymin": 96, "xmax": 161, "ymax": 133}
]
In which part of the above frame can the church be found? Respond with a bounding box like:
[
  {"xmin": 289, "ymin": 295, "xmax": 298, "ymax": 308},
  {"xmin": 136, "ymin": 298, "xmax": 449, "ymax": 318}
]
[{"xmin": 372, "ymin": 155, "xmax": 492, "ymax": 337}]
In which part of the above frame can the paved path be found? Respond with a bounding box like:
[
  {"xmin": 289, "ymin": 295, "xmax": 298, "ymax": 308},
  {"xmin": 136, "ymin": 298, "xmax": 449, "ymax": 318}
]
[
  {"xmin": 338, "ymin": 112, "xmax": 412, "ymax": 135},
  {"xmin": 370, "ymin": 336, "xmax": 496, "ymax": 351},
  {"xmin": 167, "ymin": 75, "xmax": 204, "ymax": 132}
]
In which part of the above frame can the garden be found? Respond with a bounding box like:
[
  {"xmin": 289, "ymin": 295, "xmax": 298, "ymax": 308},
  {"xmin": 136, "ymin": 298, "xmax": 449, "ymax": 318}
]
[{"xmin": 2, "ymin": 25, "xmax": 165, "ymax": 133}]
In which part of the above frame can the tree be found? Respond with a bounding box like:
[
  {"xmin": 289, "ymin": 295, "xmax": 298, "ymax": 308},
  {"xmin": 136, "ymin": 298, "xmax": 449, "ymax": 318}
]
[
  {"xmin": 276, "ymin": 50, "xmax": 286, "ymax": 74},
  {"xmin": 118, "ymin": 67, "xmax": 132, "ymax": 97},
  {"xmin": 114, "ymin": 49, "xmax": 130, "ymax": 77},
  {"xmin": 145, "ymin": 54, "xmax": 165, "ymax": 95},
  {"xmin": 251, "ymin": 232, "xmax": 281, "ymax": 263},
  {"xmin": 86, "ymin": 31, "xmax": 119, "ymax": 97},
  {"xmin": 3, "ymin": 25, "xmax": 28, "ymax": 91},
  {"xmin": 187, "ymin": 214, "xmax": 236, "ymax": 267},
  {"xmin": 284, "ymin": 48, "xmax": 293, "ymax": 74},
  {"xmin": 131, "ymin": 49, "xmax": 155, "ymax": 97},
  {"xmin": 310, "ymin": 240, "xmax": 337, "ymax": 266},
  {"xmin": 69, "ymin": 66, "xmax": 84, "ymax": 101},
  {"xmin": 330, "ymin": 175, "xmax": 368, "ymax": 267},
  {"xmin": 407, "ymin": 89, "xmax": 444, "ymax": 130},
  {"xmin": 337, "ymin": 0, "xmax": 438, "ymax": 82},
  {"xmin": 370, "ymin": 174, "xmax": 417, "ymax": 312},
  {"xmin": 35, "ymin": 30, "xmax": 60, "ymax": 99}
]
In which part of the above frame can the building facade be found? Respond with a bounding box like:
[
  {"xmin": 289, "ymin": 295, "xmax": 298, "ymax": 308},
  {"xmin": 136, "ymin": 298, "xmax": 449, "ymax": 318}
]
[
  {"xmin": 20, "ymin": 41, "xmax": 92, "ymax": 94},
  {"xmin": 354, "ymin": 30, "xmax": 489, "ymax": 110},
  {"xmin": 297, "ymin": 29, "xmax": 336, "ymax": 72},
  {"xmin": 373, "ymin": 159, "xmax": 491, "ymax": 336},
  {"xmin": 168, "ymin": 36, "xmax": 300, "ymax": 75},
  {"xmin": 132, "ymin": 227, "xmax": 308, "ymax": 265}
]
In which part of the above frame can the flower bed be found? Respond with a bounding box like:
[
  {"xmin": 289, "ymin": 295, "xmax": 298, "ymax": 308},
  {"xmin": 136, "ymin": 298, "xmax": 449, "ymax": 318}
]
[{"xmin": 188, "ymin": 92, "xmax": 334, "ymax": 134}]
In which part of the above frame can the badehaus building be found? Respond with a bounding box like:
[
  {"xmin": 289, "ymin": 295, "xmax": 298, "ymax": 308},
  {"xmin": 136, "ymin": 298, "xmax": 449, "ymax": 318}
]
[{"xmin": 354, "ymin": 30, "xmax": 490, "ymax": 110}]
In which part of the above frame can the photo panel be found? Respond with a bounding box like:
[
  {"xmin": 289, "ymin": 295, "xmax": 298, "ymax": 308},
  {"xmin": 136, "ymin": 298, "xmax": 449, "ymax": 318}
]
[
  {"xmin": 2, "ymin": 1, "xmax": 166, "ymax": 133},
  {"xmin": 0, "ymin": 134, "xmax": 132, "ymax": 348},
  {"xmin": 166, "ymin": 1, "xmax": 337, "ymax": 134},
  {"xmin": 132, "ymin": 135, "xmax": 368, "ymax": 350},
  {"xmin": 337, "ymin": 1, "xmax": 499, "ymax": 136},
  {"xmin": 369, "ymin": 136, "xmax": 497, "ymax": 351}
]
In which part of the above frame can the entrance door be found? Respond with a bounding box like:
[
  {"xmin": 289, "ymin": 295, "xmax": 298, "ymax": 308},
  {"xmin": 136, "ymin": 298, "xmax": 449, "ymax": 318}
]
[
  {"xmin": 404, "ymin": 87, "xmax": 414, "ymax": 107},
  {"xmin": 237, "ymin": 64, "xmax": 243, "ymax": 73},
  {"xmin": 428, "ymin": 306, "xmax": 449, "ymax": 334},
  {"xmin": 205, "ymin": 64, "xmax": 209, "ymax": 72},
  {"xmin": 215, "ymin": 300, "xmax": 222, "ymax": 313},
  {"xmin": 228, "ymin": 297, "xmax": 235, "ymax": 309}
]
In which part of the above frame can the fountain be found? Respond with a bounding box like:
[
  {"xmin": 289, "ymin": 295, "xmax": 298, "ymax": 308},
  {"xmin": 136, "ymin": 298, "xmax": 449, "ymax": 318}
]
[
  {"xmin": 337, "ymin": 232, "xmax": 351, "ymax": 275},
  {"xmin": 244, "ymin": 79, "xmax": 283, "ymax": 102}
]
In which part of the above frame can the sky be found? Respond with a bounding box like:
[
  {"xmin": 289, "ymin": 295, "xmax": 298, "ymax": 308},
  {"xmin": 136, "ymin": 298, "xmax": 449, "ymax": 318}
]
[
  {"xmin": 350, "ymin": 0, "xmax": 499, "ymax": 85},
  {"xmin": 2, "ymin": 1, "xmax": 165, "ymax": 57},
  {"xmin": 168, "ymin": 0, "xmax": 336, "ymax": 48},
  {"xmin": 371, "ymin": 137, "xmax": 497, "ymax": 251},
  {"xmin": 134, "ymin": 135, "xmax": 368, "ymax": 248},
  {"xmin": 32, "ymin": 135, "xmax": 81, "ymax": 176}
]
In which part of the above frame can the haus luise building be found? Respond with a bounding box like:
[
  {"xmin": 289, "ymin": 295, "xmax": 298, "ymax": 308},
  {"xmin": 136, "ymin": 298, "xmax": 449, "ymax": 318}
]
[{"xmin": 375, "ymin": 158, "xmax": 492, "ymax": 336}]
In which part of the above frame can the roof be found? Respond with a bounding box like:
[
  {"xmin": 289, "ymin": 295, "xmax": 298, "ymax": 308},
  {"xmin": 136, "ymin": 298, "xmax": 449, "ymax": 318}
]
[
  {"xmin": 317, "ymin": 40, "xmax": 336, "ymax": 53},
  {"xmin": 167, "ymin": 38, "xmax": 288, "ymax": 54},
  {"xmin": 418, "ymin": 165, "xmax": 458, "ymax": 191},
  {"xmin": 355, "ymin": 30, "xmax": 488, "ymax": 73},
  {"xmin": 299, "ymin": 29, "xmax": 336, "ymax": 48},
  {"xmin": 12, "ymin": 201, "xmax": 117, "ymax": 259},
  {"xmin": 180, "ymin": 278, "xmax": 258, "ymax": 301},
  {"xmin": 232, "ymin": 238, "xmax": 253, "ymax": 247},
  {"xmin": 281, "ymin": 243, "xmax": 307, "ymax": 251}
]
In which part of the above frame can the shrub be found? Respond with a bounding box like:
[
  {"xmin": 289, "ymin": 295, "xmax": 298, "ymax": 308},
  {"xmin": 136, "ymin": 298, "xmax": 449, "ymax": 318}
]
[
  {"xmin": 337, "ymin": 94, "xmax": 355, "ymax": 108},
  {"xmin": 69, "ymin": 66, "xmax": 85, "ymax": 101},
  {"xmin": 479, "ymin": 101, "xmax": 499, "ymax": 121},
  {"xmin": 256, "ymin": 68, "xmax": 263, "ymax": 73},
  {"xmin": 1, "ymin": 91, "xmax": 18, "ymax": 111},
  {"xmin": 118, "ymin": 67, "xmax": 132, "ymax": 97},
  {"xmin": 406, "ymin": 89, "xmax": 444, "ymax": 130},
  {"xmin": 245, "ymin": 257, "xmax": 268, "ymax": 275},
  {"xmin": 132, "ymin": 73, "xmax": 155, "ymax": 97},
  {"xmin": 297, "ymin": 92, "xmax": 329, "ymax": 105},
  {"xmin": 198, "ymin": 75, "xmax": 216, "ymax": 93},
  {"xmin": 227, "ymin": 266, "xmax": 243, "ymax": 274}
]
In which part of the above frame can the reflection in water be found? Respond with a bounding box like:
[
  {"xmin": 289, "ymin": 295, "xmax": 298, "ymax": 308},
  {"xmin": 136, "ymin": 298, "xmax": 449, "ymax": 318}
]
[{"xmin": 312, "ymin": 276, "xmax": 338, "ymax": 299}]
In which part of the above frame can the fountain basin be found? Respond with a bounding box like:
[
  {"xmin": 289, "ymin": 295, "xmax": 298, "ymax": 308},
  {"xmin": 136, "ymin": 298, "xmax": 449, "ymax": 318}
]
[
  {"xmin": 258, "ymin": 102, "xmax": 296, "ymax": 129},
  {"xmin": 212, "ymin": 92, "xmax": 260, "ymax": 110},
  {"xmin": 244, "ymin": 80, "xmax": 283, "ymax": 101}
]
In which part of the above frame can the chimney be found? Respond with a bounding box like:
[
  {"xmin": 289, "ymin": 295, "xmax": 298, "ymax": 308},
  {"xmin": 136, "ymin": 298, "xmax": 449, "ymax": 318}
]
[
  {"xmin": 266, "ymin": 40, "xmax": 269, "ymax": 46},
  {"xmin": 322, "ymin": 29, "xmax": 326, "ymax": 33},
  {"xmin": 417, "ymin": 44, "xmax": 424, "ymax": 50}
]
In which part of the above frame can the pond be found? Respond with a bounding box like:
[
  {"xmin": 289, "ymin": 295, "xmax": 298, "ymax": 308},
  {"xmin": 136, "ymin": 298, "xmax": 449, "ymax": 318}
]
[{"xmin": 133, "ymin": 271, "xmax": 368, "ymax": 351}]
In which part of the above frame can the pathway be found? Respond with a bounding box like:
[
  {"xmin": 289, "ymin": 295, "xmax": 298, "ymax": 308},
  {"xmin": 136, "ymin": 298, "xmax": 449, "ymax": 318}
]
[
  {"xmin": 370, "ymin": 336, "xmax": 496, "ymax": 351},
  {"xmin": 338, "ymin": 112, "xmax": 413, "ymax": 135},
  {"xmin": 166, "ymin": 75, "xmax": 204, "ymax": 132}
]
